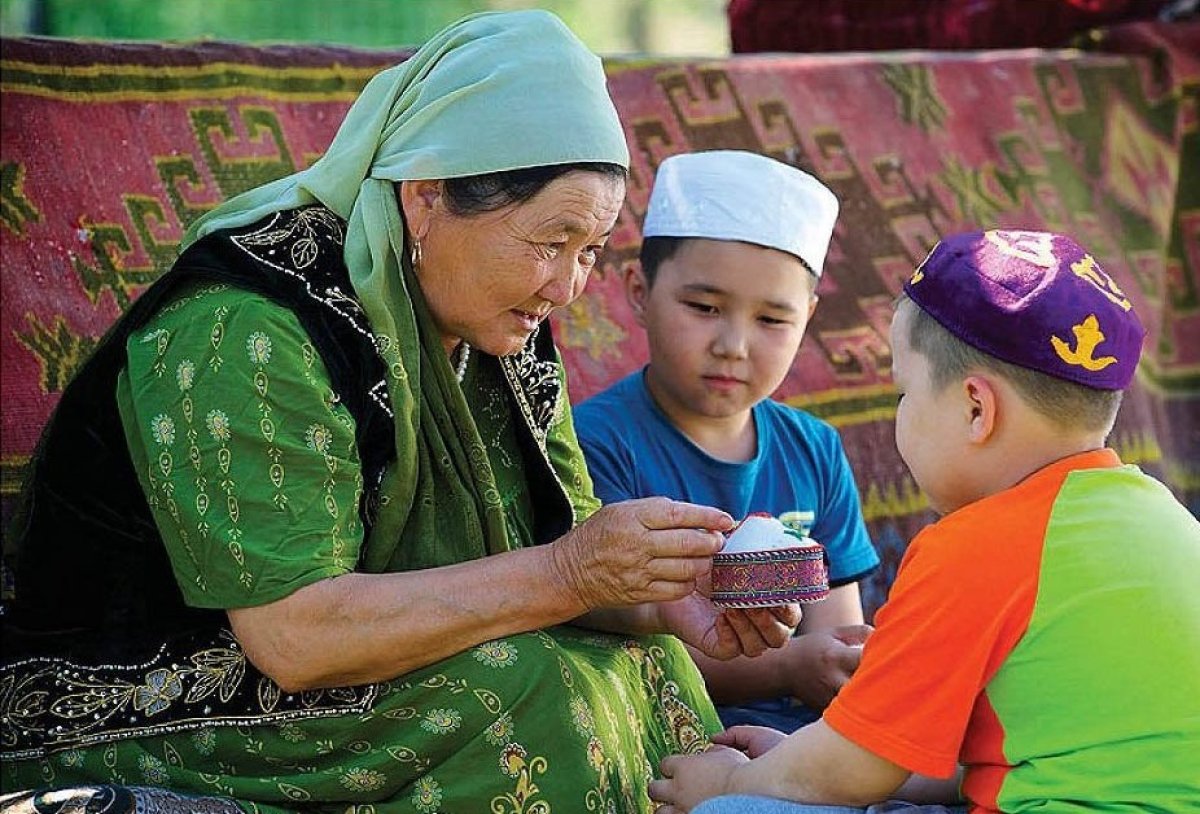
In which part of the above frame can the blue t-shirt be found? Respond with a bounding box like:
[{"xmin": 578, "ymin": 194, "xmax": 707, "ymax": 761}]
[{"xmin": 575, "ymin": 369, "xmax": 878, "ymax": 586}]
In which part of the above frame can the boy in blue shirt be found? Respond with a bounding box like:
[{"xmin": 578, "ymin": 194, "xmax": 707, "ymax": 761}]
[{"xmin": 576, "ymin": 150, "xmax": 878, "ymax": 732}]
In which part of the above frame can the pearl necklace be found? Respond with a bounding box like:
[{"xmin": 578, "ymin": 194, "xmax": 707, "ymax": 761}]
[{"xmin": 454, "ymin": 342, "xmax": 471, "ymax": 383}]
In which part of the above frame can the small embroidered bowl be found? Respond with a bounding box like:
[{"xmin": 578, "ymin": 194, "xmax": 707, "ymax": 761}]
[{"xmin": 710, "ymin": 542, "xmax": 830, "ymax": 609}]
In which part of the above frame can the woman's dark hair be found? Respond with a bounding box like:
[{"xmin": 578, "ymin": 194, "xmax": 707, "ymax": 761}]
[{"xmin": 442, "ymin": 162, "xmax": 627, "ymax": 216}]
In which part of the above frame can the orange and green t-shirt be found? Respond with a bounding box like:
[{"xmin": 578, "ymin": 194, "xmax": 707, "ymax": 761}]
[{"xmin": 824, "ymin": 449, "xmax": 1200, "ymax": 813}]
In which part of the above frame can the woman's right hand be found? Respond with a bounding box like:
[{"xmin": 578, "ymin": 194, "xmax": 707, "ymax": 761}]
[{"xmin": 551, "ymin": 497, "xmax": 732, "ymax": 609}]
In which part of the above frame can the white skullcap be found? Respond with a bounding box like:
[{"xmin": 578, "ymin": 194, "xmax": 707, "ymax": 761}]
[{"xmin": 642, "ymin": 150, "xmax": 839, "ymax": 277}]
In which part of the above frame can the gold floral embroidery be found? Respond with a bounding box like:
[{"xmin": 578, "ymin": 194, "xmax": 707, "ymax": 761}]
[
  {"xmin": 151, "ymin": 413, "xmax": 176, "ymax": 446},
  {"xmin": 246, "ymin": 331, "xmax": 272, "ymax": 365},
  {"xmin": 142, "ymin": 328, "xmax": 170, "ymax": 378},
  {"xmin": 493, "ymin": 742, "xmax": 550, "ymax": 814},
  {"xmin": 420, "ymin": 708, "xmax": 462, "ymax": 735},
  {"xmin": 177, "ymin": 359, "xmax": 196, "ymax": 391},
  {"xmin": 178, "ymin": 357, "xmax": 211, "ymax": 589},
  {"xmin": 640, "ymin": 643, "xmax": 709, "ymax": 756},
  {"xmin": 208, "ymin": 305, "xmax": 227, "ymax": 372},
  {"xmin": 300, "ymin": 341, "xmax": 318, "ymax": 386},
  {"xmin": 568, "ymin": 694, "xmax": 595, "ymax": 738},
  {"xmin": 0, "ymin": 630, "xmax": 378, "ymax": 760},
  {"xmin": 147, "ymin": 404, "xmax": 207, "ymax": 585},
  {"xmin": 205, "ymin": 410, "xmax": 231, "ymax": 442},
  {"xmin": 473, "ymin": 640, "xmax": 519, "ymax": 669},
  {"xmin": 305, "ymin": 423, "xmax": 333, "ymax": 454},
  {"xmin": 411, "ymin": 776, "xmax": 443, "ymax": 812},
  {"xmin": 246, "ymin": 330, "xmax": 289, "ymax": 513},
  {"xmin": 340, "ymin": 766, "xmax": 386, "ymax": 792},
  {"xmin": 484, "ymin": 712, "xmax": 515, "ymax": 746},
  {"xmin": 204, "ymin": 403, "xmax": 249, "ymax": 589}
]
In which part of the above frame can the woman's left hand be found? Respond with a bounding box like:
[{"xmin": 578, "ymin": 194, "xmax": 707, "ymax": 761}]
[{"xmin": 659, "ymin": 594, "xmax": 801, "ymax": 660}]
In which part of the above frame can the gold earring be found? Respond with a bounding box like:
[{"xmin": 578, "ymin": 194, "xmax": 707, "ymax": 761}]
[{"xmin": 410, "ymin": 238, "xmax": 423, "ymax": 271}]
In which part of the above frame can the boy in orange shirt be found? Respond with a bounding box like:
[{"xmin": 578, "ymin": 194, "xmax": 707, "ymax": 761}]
[{"xmin": 649, "ymin": 229, "xmax": 1200, "ymax": 813}]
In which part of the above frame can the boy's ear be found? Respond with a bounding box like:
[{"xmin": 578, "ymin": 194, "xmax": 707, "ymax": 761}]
[
  {"xmin": 624, "ymin": 264, "xmax": 650, "ymax": 328},
  {"xmin": 963, "ymin": 374, "xmax": 998, "ymax": 445},
  {"xmin": 807, "ymin": 294, "xmax": 820, "ymax": 321},
  {"xmin": 397, "ymin": 179, "xmax": 443, "ymax": 242}
]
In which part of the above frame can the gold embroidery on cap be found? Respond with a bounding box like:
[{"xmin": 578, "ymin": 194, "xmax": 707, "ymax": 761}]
[
  {"xmin": 984, "ymin": 230, "xmax": 1058, "ymax": 269},
  {"xmin": 1051, "ymin": 314, "xmax": 1117, "ymax": 372},
  {"xmin": 1070, "ymin": 253, "xmax": 1132, "ymax": 311},
  {"xmin": 909, "ymin": 266, "xmax": 924, "ymax": 284}
]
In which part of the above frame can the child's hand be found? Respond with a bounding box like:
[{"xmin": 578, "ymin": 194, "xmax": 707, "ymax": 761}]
[
  {"xmin": 787, "ymin": 624, "xmax": 873, "ymax": 709},
  {"xmin": 649, "ymin": 744, "xmax": 747, "ymax": 813},
  {"xmin": 711, "ymin": 724, "xmax": 786, "ymax": 758}
]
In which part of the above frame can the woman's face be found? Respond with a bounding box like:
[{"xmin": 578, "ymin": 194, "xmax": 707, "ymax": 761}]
[{"xmin": 406, "ymin": 170, "xmax": 625, "ymax": 357}]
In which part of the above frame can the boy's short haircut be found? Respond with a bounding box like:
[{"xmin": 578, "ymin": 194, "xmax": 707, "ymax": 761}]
[
  {"xmin": 639, "ymin": 235, "xmax": 819, "ymax": 290},
  {"xmin": 898, "ymin": 293, "xmax": 1123, "ymax": 433},
  {"xmin": 639, "ymin": 236, "xmax": 684, "ymax": 286}
]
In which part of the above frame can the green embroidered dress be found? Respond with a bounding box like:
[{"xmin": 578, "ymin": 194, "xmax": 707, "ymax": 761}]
[
  {"xmin": 3, "ymin": 11, "xmax": 722, "ymax": 810},
  {"xmin": 2, "ymin": 279, "xmax": 719, "ymax": 812}
]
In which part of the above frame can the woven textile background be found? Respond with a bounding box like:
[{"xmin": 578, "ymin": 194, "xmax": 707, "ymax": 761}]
[{"xmin": 2, "ymin": 24, "xmax": 1197, "ymax": 615}]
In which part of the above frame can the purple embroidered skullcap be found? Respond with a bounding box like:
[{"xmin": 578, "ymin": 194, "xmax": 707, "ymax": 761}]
[{"xmin": 903, "ymin": 230, "xmax": 1145, "ymax": 390}]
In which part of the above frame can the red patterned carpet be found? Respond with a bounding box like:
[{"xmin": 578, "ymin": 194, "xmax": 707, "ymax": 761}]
[{"xmin": 2, "ymin": 22, "xmax": 1197, "ymax": 614}]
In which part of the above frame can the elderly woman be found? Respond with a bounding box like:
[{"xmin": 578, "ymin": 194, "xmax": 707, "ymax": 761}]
[{"xmin": 1, "ymin": 10, "xmax": 799, "ymax": 812}]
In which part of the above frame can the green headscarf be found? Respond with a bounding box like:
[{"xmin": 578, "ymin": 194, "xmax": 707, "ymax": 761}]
[{"xmin": 183, "ymin": 10, "xmax": 630, "ymax": 570}]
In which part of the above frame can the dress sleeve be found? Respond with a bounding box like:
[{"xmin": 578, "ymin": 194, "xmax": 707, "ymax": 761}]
[{"xmin": 116, "ymin": 283, "xmax": 364, "ymax": 610}]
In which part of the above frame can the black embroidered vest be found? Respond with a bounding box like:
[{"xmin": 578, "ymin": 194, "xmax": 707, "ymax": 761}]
[{"xmin": 4, "ymin": 207, "xmax": 394, "ymax": 664}]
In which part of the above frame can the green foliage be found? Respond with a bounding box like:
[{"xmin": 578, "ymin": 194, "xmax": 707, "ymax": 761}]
[
  {"xmin": 0, "ymin": 0, "xmax": 729, "ymax": 54},
  {"xmin": 4, "ymin": 0, "xmax": 492, "ymax": 47}
]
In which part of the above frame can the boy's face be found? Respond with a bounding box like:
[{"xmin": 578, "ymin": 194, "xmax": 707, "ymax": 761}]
[
  {"xmin": 630, "ymin": 238, "xmax": 816, "ymax": 430},
  {"xmin": 890, "ymin": 302, "xmax": 974, "ymax": 515}
]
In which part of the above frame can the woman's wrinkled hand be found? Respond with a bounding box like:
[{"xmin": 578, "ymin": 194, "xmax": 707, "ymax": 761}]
[{"xmin": 551, "ymin": 498, "xmax": 732, "ymax": 609}]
